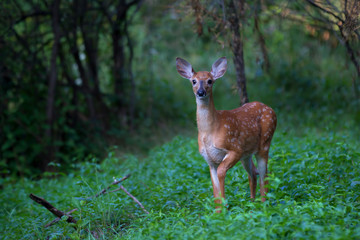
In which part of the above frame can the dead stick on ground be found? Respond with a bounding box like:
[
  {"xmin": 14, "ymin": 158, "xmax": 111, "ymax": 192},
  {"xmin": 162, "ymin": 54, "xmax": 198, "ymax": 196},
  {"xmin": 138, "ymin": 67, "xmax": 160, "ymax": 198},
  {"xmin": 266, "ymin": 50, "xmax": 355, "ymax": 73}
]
[
  {"xmin": 93, "ymin": 174, "xmax": 131, "ymax": 198},
  {"xmin": 115, "ymin": 185, "xmax": 150, "ymax": 214},
  {"xmin": 29, "ymin": 194, "xmax": 77, "ymax": 225},
  {"xmin": 44, "ymin": 209, "xmax": 78, "ymax": 228}
]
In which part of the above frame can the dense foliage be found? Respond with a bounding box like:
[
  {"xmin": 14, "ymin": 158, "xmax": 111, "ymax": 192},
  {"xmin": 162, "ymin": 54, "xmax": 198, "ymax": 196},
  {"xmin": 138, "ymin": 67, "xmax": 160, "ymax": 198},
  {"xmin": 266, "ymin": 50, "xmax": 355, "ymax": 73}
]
[
  {"xmin": 1, "ymin": 119, "xmax": 359, "ymax": 238},
  {"xmin": 1, "ymin": 1, "xmax": 360, "ymax": 238},
  {"xmin": 1, "ymin": 0, "xmax": 359, "ymax": 176}
]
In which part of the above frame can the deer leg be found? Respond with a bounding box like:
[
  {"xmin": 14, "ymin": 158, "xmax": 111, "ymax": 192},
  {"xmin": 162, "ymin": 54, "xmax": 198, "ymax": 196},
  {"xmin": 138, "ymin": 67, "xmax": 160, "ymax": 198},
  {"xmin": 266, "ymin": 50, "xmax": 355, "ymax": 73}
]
[
  {"xmin": 241, "ymin": 156, "xmax": 257, "ymax": 199},
  {"xmin": 209, "ymin": 165, "xmax": 222, "ymax": 209},
  {"xmin": 216, "ymin": 151, "xmax": 241, "ymax": 208},
  {"xmin": 255, "ymin": 152, "xmax": 269, "ymax": 202}
]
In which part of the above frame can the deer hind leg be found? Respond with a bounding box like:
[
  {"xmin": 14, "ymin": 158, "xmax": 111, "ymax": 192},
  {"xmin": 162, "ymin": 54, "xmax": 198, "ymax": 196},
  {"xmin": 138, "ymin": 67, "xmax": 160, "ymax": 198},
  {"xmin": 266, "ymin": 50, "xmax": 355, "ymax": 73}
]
[
  {"xmin": 241, "ymin": 156, "xmax": 257, "ymax": 199},
  {"xmin": 255, "ymin": 151, "xmax": 269, "ymax": 202},
  {"xmin": 257, "ymin": 109, "xmax": 276, "ymax": 202},
  {"xmin": 257, "ymin": 128, "xmax": 275, "ymax": 202}
]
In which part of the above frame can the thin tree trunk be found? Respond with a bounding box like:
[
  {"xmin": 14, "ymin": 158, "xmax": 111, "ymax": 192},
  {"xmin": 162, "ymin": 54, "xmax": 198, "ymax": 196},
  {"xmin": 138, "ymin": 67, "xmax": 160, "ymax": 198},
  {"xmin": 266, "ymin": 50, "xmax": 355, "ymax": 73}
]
[
  {"xmin": 96, "ymin": 0, "xmax": 127, "ymax": 124},
  {"xmin": 69, "ymin": 38, "xmax": 96, "ymax": 124},
  {"xmin": 80, "ymin": 24, "xmax": 109, "ymax": 130},
  {"xmin": 340, "ymin": 26, "xmax": 360, "ymax": 99},
  {"xmin": 45, "ymin": 0, "xmax": 61, "ymax": 169},
  {"xmin": 76, "ymin": 0, "xmax": 107, "ymax": 130},
  {"xmin": 0, "ymin": 42, "xmax": 9, "ymax": 157},
  {"xmin": 124, "ymin": 18, "xmax": 136, "ymax": 129},
  {"xmin": 113, "ymin": 27, "xmax": 127, "ymax": 126},
  {"xmin": 112, "ymin": 1, "xmax": 128, "ymax": 127},
  {"xmin": 63, "ymin": 0, "xmax": 97, "ymax": 125},
  {"xmin": 254, "ymin": 0, "xmax": 270, "ymax": 72},
  {"xmin": 228, "ymin": 0, "xmax": 249, "ymax": 105},
  {"xmin": 58, "ymin": 42, "xmax": 79, "ymax": 127},
  {"xmin": 78, "ymin": 3, "xmax": 109, "ymax": 130}
]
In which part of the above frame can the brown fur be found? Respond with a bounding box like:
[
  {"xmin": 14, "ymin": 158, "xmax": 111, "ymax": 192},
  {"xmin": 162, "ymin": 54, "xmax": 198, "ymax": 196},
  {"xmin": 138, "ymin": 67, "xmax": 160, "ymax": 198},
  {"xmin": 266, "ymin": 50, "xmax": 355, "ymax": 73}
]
[{"xmin": 176, "ymin": 58, "xmax": 277, "ymax": 211}]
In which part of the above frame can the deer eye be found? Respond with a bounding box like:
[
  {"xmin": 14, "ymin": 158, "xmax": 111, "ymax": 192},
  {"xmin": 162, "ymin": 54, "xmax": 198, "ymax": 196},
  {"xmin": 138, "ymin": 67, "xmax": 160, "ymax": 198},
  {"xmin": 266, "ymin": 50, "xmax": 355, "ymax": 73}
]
[
  {"xmin": 192, "ymin": 80, "xmax": 196, "ymax": 85},
  {"xmin": 207, "ymin": 79, "xmax": 213, "ymax": 85}
]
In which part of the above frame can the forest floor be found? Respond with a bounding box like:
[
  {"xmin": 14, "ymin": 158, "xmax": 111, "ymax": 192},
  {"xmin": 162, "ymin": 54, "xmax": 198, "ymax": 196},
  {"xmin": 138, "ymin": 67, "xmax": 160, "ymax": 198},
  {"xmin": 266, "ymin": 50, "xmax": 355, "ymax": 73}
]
[{"xmin": 1, "ymin": 112, "xmax": 360, "ymax": 239}]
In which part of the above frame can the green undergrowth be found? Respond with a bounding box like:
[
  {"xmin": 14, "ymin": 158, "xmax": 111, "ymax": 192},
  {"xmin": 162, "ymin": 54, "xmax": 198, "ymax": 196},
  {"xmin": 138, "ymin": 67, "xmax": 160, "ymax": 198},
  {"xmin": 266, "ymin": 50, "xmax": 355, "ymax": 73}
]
[{"xmin": 1, "ymin": 127, "xmax": 360, "ymax": 239}]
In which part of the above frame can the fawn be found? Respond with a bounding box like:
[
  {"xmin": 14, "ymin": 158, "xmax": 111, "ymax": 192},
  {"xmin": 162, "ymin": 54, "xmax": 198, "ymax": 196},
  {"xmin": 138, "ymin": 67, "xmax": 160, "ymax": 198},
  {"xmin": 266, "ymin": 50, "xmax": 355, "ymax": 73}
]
[{"xmin": 176, "ymin": 57, "xmax": 277, "ymax": 210}]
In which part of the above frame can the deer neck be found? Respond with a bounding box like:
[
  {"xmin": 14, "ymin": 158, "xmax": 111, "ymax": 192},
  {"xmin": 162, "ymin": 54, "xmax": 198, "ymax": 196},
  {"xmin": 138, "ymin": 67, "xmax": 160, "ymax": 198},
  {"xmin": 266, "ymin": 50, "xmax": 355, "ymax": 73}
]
[{"xmin": 196, "ymin": 94, "xmax": 218, "ymax": 133}]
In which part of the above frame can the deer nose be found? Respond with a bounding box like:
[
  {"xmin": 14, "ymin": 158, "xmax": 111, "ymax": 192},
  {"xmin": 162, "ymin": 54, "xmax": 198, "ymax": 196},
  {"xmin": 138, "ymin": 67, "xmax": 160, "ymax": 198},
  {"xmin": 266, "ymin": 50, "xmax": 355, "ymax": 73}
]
[{"xmin": 197, "ymin": 89, "xmax": 206, "ymax": 97}]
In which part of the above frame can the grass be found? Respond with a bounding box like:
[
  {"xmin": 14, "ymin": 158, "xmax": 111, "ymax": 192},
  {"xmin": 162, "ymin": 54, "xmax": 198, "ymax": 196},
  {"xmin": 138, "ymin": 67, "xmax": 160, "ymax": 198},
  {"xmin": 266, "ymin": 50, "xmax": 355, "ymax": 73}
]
[{"xmin": 1, "ymin": 113, "xmax": 360, "ymax": 239}]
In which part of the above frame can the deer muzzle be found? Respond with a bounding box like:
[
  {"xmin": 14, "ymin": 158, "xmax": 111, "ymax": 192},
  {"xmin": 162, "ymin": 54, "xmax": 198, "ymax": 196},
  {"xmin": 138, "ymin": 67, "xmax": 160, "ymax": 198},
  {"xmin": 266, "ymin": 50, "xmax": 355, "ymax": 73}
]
[{"xmin": 197, "ymin": 81, "xmax": 206, "ymax": 97}]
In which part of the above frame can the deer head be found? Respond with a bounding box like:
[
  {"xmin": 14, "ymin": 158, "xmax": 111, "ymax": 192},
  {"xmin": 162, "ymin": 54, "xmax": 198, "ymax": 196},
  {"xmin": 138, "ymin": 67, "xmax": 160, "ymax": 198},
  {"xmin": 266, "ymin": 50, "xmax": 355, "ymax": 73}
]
[{"xmin": 176, "ymin": 57, "xmax": 227, "ymax": 100}]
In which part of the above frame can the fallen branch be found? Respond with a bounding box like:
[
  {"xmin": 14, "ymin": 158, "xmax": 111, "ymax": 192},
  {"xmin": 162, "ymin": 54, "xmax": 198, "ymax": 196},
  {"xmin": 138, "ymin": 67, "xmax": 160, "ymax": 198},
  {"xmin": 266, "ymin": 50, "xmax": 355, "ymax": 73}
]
[
  {"xmin": 29, "ymin": 194, "xmax": 77, "ymax": 225},
  {"xmin": 116, "ymin": 185, "xmax": 150, "ymax": 214},
  {"xmin": 29, "ymin": 173, "xmax": 149, "ymax": 233},
  {"xmin": 44, "ymin": 209, "xmax": 78, "ymax": 228},
  {"xmin": 93, "ymin": 174, "xmax": 131, "ymax": 198},
  {"xmin": 89, "ymin": 174, "xmax": 149, "ymax": 214}
]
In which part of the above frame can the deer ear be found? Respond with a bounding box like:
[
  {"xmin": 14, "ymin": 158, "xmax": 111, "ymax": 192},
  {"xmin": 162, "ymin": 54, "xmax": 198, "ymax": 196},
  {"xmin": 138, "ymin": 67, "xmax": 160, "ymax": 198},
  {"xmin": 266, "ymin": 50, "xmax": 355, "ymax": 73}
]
[
  {"xmin": 176, "ymin": 57, "xmax": 195, "ymax": 79},
  {"xmin": 210, "ymin": 57, "xmax": 227, "ymax": 80}
]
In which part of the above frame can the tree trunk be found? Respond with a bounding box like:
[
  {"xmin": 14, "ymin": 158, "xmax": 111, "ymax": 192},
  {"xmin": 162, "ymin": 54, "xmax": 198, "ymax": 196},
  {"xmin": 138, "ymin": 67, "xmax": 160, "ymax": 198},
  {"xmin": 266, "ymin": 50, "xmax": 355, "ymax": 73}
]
[
  {"xmin": 124, "ymin": 18, "xmax": 136, "ymax": 129},
  {"xmin": 58, "ymin": 42, "xmax": 79, "ymax": 128},
  {"xmin": 254, "ymin": 0, "xmax": 270, "ymax": 73},
  {"xmin": 76, "ymin": 0, "xmax": 109, "ymax": 131},
  {"xmin": 78, "ymin": 3, "xmax": 109, "ymax": 130},
  {"xmin": 112, "ymin": 1, "xmax": 128, "ymax": 126},
  {"xmin": 341, "ymin": 29, "xmax": 360, "ymax": 99},
  {"xmin": 44, "ymin": 0, "xmax": 61, "ymax": 170},
  {"xmin": 64, "ymin": 0, "xmax": 97, "ymax": 126},
  {"xmin": 80, "ymin": 25, "xmax": 109, "ymax": 130},
  {"xmin": 228, "ymin": 0, "xmax": 249, "ymax": 105},
  {"xmin": 113, "ymin": 27, "xmax": 128, "ymax": 126}
]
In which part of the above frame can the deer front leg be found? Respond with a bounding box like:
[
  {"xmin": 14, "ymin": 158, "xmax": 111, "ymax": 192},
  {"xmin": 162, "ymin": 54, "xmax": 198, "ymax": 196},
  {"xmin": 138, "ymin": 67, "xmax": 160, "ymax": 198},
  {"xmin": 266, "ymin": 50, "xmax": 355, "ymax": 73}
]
[
  {"xmin": 209, "ymin": 165, "xmax": 222, "ymax": 210},
  {"xmin": 214, "ymin": 151, "xmax": 241, "ymax": 211}
]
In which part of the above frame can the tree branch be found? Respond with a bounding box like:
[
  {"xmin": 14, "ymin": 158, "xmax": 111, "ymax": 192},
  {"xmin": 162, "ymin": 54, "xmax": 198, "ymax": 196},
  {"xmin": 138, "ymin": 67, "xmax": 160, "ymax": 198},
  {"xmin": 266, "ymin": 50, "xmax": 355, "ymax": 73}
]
[
  {"xmin": 29, "ymin": 194, "xmax": 77, "ymax": 224},
  {"xmin": 14, "ymin": 11, "xmax": 50, "ymax": 25},
  {"xmin": 82, "ymin": 174, "xmax": 149, "ymax": 214},
  {"xmin": 305, "ymin": 0, "xmax": 344, "ymax": 23},
  {"xmin": 118, "ymin": 185, "xmax": 149, "ymax": 214},
  {"xmin": 324, "ymin": 0, "xmax": 340, "ymax": 14},
  {"xmin": 44, "ymin": 209, "xmax": 78, "ymax": 228},
  {"xmin": 92, "ymin": 174, "xmax": 131, "ymax": 198}
]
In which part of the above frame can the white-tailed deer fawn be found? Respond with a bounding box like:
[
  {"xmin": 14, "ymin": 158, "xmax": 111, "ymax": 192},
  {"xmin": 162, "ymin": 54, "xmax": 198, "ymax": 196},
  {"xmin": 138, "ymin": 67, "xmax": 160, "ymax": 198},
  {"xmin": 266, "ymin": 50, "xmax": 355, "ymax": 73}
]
[{"xmin": 176, "ymin": 57, "xmax": 277, "ymax": 210}]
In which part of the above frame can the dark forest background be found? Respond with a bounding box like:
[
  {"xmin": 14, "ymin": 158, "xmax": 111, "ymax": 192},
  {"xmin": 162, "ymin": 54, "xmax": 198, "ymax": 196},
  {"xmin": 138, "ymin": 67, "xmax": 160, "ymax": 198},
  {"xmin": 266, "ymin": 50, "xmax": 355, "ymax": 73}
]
[{"xmin": 1, "ymin": 0, "xmax": 359, "ymax": 177}]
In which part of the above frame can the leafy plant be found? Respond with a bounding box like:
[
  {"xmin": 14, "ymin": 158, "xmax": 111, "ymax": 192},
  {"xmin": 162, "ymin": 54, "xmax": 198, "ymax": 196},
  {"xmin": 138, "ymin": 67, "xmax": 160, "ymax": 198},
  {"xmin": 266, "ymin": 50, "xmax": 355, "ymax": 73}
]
[{"xmin": 1, "ymin": 125, "xmax": 359, "ymax": 239}]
